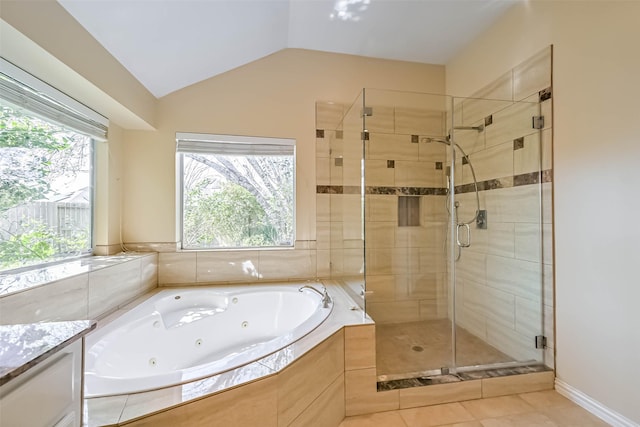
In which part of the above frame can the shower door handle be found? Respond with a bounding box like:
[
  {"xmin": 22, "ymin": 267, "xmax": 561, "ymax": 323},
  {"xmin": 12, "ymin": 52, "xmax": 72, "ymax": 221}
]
[{"xmin": 456, "ymin": 223, "xmax": 471, "ymax": 248}]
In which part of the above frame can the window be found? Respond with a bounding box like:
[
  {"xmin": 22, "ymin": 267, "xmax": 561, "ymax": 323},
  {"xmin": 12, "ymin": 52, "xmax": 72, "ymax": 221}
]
[
  {"xmin": 0, "ymin": 58, "xmax": 107, "ymax": 272},
  {"xmin": 177, "ymin": 133, "xmax": 295, "ymax": 249}
]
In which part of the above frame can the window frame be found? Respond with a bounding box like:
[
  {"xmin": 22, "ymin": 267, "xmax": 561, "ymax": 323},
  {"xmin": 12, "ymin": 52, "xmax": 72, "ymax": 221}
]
[
  {"xmin": 0, "ymin": 58, "xmax": 105, "ymax": 273},
  {"xmin": 176, "ymin": 132, "xmax": 296, "ymax": 251},
  {"xmin": 0, "ymin": 58, "xmax": 108, "ymax": 140}
]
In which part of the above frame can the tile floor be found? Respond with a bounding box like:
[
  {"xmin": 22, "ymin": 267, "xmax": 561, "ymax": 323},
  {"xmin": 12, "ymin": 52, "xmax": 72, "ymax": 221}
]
[
  {"xmin": 377, "ymin": 319, "xmax": 513, "ymax": 378},
  {"xmin": 339, "ymin": 390, "xmax": 611, "ymax": 426}
]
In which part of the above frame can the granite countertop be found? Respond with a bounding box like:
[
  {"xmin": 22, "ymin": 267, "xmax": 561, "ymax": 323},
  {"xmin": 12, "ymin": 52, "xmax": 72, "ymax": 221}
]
[{"xmin": 0, "ymin": 320, "xmax": 96, "ymax": 386}]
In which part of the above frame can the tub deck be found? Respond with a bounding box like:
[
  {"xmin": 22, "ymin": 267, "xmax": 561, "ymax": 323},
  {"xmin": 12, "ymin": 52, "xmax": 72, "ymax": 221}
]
[{"xmin": 83, "ymin": 282, "xmax": 370, "ymax": 426}]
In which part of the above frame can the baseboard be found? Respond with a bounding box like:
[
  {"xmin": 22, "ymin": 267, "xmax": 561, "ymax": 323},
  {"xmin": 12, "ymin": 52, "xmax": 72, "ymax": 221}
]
[{"xmin": 555, "ymin": 378, "xmax": 639, "ymax": 427}]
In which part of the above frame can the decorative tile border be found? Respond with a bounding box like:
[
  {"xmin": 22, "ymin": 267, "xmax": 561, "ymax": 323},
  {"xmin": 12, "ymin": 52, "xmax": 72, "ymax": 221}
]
[
  {"xmin": 377, "ymin": 374, "xmax": 461, "ymax": 391},
  {"xmin": 377, "ymin": 364, "xmax": 552, "ymax": 392},
  {"xmin": 316, "ymin": 186, "xmax": 448, "ymax": 196},
  {"xmin": 316, "ymin": 185, "xmax": 360, "ymax": 194},
  {"xmin": 369, "ymin": 186, "xmax": 448, "ymax": 196},
  {"xmin": 317, "ymin": 169, "xmax": 552, "ymax": 196},
  {"xmin": 455, "ymin": 177, "xmax": 513, "ymax": 194},
  {"xmin": 512, "ymin": 170, "xmax": 553, "ymax": 187},
  {"xmin": 457, "ymin": 364, "xmax": 551, "ymax": 381}
]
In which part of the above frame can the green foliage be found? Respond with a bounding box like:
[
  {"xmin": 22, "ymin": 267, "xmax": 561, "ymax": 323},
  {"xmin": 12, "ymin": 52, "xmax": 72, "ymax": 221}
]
[
  {"xmin": 0, "ymin": 219, "xmax": 89, "ymax": 270},
  {"xmin": 0, "ymin": 106, "xmax": 70, "ymax": 211},
  {"xmin": 183, "ymin": 152, "xmax": 294, "ymax": 249},
  {"xmin": 0, "ymin": 107, "xmax": 70, "ymax": 150},
  {"xmin": 0, "ymin": 103, "xmax": 92, "ymax": 271},
  {"xmin": 183, "ymin": 179, "xmax": 220, "ymax": 247},
  {"xmin": 184, "ymin": 182, "xmax": 274, "ymax": 248}
]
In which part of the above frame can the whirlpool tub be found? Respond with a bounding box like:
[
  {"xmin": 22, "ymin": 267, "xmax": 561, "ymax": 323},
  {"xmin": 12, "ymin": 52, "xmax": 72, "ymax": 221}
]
[{"xmin": 84, "ymin": 284, "xmax": 332, "ymax": 397}]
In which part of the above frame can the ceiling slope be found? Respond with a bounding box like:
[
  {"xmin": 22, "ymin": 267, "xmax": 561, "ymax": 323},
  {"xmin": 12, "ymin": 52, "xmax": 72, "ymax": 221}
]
[{"xmin": 58, "ymin": 0, "xmax": 517, "ymax": 98}]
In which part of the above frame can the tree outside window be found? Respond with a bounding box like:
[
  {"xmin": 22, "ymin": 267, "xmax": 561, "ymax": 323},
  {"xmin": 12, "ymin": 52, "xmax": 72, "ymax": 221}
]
[
  {"xmin": 0, "ymin": 103, "xmax": 92, "ymax": 271},
  {"xmin": 179, "ymin": 134, "xmax": 294, "ymax": 249}
]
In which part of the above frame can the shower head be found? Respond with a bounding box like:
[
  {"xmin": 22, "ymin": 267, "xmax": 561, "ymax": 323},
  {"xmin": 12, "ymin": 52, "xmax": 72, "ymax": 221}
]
[
  {"xmin": 452, "ymin": 124, "xmax": 485, "ymax": 132},
  {"xmin": 424, "ymin": 137, "xmax": 450, "ymax": 145}
]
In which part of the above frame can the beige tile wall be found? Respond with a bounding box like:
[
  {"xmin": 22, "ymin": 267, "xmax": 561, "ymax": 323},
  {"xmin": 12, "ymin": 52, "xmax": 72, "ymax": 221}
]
[
  {"xmin": 453, "ymin": 47, "xmax": 554, "ymax": 368},
  {"xmin": 277, "ymin": 331, "xmax": 344, "ymax": 426},
  {"xmin": 316, "ymin": 47, "xmax": 553, "ymax": 369},
  {"xmin": 316, "ymin": 46, "xmax": 552, "ymax": 366},
  {"xmin": 157, "ymin": 247, "xmax": 318, "ymax": 285},
  {"xmin": 316, "ymin": 100, "xmax": 450, "ymax": 325},
  {"xmin": 0, "ymin": 274, "xmax": 89, "ymax": 324},
  {"xmin": 344, "ymin": 324, "xmax": 399, "ymax": 416},
  {"xmin": 88, "ymin": 259, "xmax": 148, "ymax": 318},
  {"xmin": 0, "ymin": 253, "xmax": 158, "ymax": 324}
]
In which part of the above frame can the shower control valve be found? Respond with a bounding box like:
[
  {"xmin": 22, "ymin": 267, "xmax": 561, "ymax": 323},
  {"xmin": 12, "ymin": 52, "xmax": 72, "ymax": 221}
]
[{"xmin": 476, "ymin": 210, "xmax": 487, "ymax": 229}]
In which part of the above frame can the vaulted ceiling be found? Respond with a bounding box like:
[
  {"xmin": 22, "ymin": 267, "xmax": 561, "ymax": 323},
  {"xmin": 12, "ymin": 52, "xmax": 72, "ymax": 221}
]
[{"xmin": 57, "ymin": 0, "xmax": 518, "ymax": 98}]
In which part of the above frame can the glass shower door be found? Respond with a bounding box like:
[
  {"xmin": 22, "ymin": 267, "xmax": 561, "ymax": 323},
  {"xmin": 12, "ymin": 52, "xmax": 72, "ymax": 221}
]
[
  {"xmin": 450, "ymin": 96, "xmax": 547, "ymax": 371},
  {"xmin": 355, "ymin": 88, "xmax": 551, "ymax": 382},
  {"xmin": 360, "ymin": 89, "xmax": 454, "ymax": 380},
  {"xmin": 331, "ymin": 94, "xmax": 366, "ymax": 304}
]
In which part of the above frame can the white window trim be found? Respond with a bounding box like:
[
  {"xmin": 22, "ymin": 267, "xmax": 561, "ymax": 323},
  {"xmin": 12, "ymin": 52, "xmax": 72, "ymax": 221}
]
[
  {"xmin": 176, "ymin": 133, "xmax": 295, "ymax": 156},
  {"xmin": 176, "ymin": 132, "xmax": 295, "ymax": 147},
  {"xmin": 0, "ymin": 57, "xmax": 108, "ymax": 140},
  {"xmin": 176, "ymin": 132, "xmax": 296, "ymax": 251}
]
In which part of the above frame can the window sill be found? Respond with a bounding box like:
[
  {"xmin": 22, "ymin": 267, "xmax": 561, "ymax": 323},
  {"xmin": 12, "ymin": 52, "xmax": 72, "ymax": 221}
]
[
  {"xmin": 179, "ymin": 246, "xmax": 295, "ymax": 252},
  {"xmin": 176, "ymin": 239, "xmax": 315, "ymax": 252}
]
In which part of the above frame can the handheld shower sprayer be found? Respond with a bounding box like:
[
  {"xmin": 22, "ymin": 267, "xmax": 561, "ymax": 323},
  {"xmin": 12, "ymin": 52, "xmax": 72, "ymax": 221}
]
[{"xmin": 424, "ymin": 135, "xmax": 484, "ymax": 258}]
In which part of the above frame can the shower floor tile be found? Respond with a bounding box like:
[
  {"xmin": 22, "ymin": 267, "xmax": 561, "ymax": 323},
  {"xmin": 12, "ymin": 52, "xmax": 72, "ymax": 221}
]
[{"xmin": 376, "ymin": 319, "xmax": 514, "ymax": 379}]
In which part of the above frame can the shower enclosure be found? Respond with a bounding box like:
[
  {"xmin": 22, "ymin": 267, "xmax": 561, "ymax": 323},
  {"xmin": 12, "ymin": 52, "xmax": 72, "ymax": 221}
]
[{"xmin": 318, "ymin": 83, "xmax": 553, "ymax": 381}]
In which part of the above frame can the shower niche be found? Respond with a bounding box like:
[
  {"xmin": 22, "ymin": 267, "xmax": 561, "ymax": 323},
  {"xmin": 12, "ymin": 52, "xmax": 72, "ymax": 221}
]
[
  {"xmin": 397, "ymin": 196, "xmax": 421, "ymax": 227},
  {"xmin": 315, "ymin": 43, "xmax": 552, "ymax": 387}
]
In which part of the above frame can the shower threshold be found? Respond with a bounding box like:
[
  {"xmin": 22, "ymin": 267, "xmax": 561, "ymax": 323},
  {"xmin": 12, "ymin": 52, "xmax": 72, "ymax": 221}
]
[{"xmin": 377, "ymin": 362, "xmax": 552, "ymax": 392}]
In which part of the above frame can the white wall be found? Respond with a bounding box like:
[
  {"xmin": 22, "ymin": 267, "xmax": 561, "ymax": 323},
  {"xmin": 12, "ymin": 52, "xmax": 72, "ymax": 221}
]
[
  {"xmin": 447, "ymin": 1, "xmax": 640, "ymax": 423},
  {"xmin": 0, "ymin": 0, "xmax": 156, "ymax": 130},
  {"xmin": 94, "ymin": 123, "xmax": 124, "ymax": 255}
]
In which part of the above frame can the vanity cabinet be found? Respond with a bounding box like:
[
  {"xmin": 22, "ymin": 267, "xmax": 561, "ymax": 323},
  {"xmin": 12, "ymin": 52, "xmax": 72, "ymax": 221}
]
[
  {"xmin": 0, "ymin": 321, "xmax": 94, "ymax": 427},
  {"xmin": 0, "ymin": 339, "xmax": 82, "ymax": 427}
]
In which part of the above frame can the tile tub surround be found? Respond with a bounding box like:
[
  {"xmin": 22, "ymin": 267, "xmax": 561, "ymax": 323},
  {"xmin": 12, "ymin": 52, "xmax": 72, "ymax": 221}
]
[
  {"xmin": 0, "ymin": 253, "xmax": 153, "ymax": 296},
  {"xmin": 0, "ymin": 252, "xmax": 158, "ymax": 325},
  {"xmin": 83, "ymin": 282, "xmax": 371, "ymax": 426},
  {"xmin": 0, "ymin": 320, "xmax": 96, "ymax": 386},
  {"xmin": 157, "ymin": 246, "xmax": 318, "ymax": 285}
]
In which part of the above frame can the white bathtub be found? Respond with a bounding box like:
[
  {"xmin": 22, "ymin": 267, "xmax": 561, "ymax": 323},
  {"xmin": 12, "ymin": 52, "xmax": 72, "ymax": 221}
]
[{"xmin": 84, "ymin": 284, "xmax": 332, "ymax": 397}]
